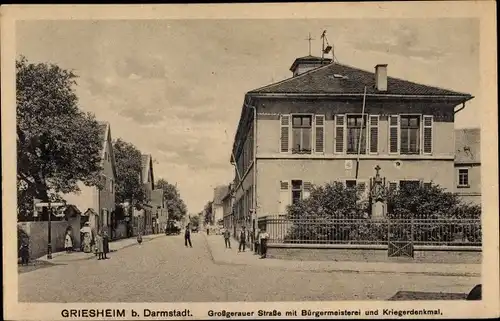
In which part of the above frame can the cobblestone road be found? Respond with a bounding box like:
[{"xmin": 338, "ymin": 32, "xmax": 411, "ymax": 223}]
[{"xmin": 18, "ymin": 233, "xmax": 479, "ymax": 302}]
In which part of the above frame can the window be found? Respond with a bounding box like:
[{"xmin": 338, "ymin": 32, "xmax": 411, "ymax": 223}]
[
  {"xmin": 399, "ymin": 180, "xmax": 421, "ymax": 191},
  {"xmin": 458, "ymin": 169, "xmax": 469, "ymax": 187},
  {"xmin": 335, "ymin": 115, "xmax": 345, "ymax": 153},
  {"xmin": 292, "ymin": 115, "xmax": 312, "ymax": 154},
  {"xmin": 291, "ymin": 180, "xmax": 303, "ymax": 205},
  {"xmin": 346, "ymin": 115, "xmax": 367, "ymax": 154},
  {"xmin": 400, "ymin": 116, "xmax": 420, "ymax": 154},
  {"xmin": 345, "ymin": 180, "xmax": 357, "ymax": 189}
]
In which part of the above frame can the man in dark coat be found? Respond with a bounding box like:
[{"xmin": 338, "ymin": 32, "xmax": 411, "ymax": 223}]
[{"xmin": 185, "ymin": 224, "xmax": 193, "ymax": 248}]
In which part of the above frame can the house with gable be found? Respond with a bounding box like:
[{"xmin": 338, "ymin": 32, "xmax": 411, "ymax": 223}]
[
  {"xmin": 212, "ymin": 185, "xmax": 229, "ymax": 227},
  {"xmin": 454, "ymin": 128, "xmax": 481, "ymax": 205},
  {"xmin": 230, "ymin": 54, "xmax": 474, "ymax": 232},
  {"xmin": 62, "ymin": 121, "xmax": 117, "ymax": 236},
  {"xmin": 137, "ymin": 154, "xmax": 155, "ymax": 235}
]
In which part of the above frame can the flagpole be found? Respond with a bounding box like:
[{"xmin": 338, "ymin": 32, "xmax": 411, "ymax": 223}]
[{"xmin": 355, "ymin": 86, "xmax": 367, "ymax": 180}]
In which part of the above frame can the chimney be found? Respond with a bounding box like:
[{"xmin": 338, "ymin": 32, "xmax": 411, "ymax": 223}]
[{"xmin": 375, "ymin": 64, "xmax": 388, "ymax": 92}]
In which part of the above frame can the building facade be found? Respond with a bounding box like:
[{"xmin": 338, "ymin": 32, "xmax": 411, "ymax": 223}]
[
  {"xmin": 139, "ymin": 154, "xmax": 155, "ymax": 235},
  {"xmin": 212, "ymin": 185, "xmax": 229, "ymax": 227},
  {"xmin": 230, "ymin": 55, "xmax": 474, "ymax": 231},
  {"xmin": 151, "ymin": 188, "xmax": 168, "ymax": 233},
  {"xmin": 454, "ymin": 128, "xmax": 481, "ymax": 205},
  {"xmin": 62, "ymin": 121, "xmax": 117, "ymax": 236}
]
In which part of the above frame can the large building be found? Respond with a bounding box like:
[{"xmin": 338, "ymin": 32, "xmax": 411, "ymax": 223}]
[
  {"xmin": 454, "ymin": 128, "xmax": 481, "ymax": 205},
  {"xmin": 229, "ymin": 55, "xmax": 474, "ymax": 233},
  {"xmin": 62, "ymin": 121, "xmax": 117, "ymax": 236}
]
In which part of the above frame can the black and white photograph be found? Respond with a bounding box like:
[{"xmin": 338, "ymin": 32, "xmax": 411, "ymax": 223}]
[{"xmin": 2, "ymin": 2, "xmax": 498, "ymax": 320}]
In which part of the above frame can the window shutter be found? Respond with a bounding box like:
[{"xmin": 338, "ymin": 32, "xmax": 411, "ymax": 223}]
[
  {"xmin": 389, "ymin": 115, "xmax": 399, "ymax": 154},
  {"xmin": 335, "ymin": 115, "xmax": 345, "ymax": 153},
  {"xmin": 303, "ymin": 181, "xmax": 312, "ymax": 199},
  {"xmin": 280, "ymin": 115, "xmax": 290, "ymax": 153},
  {"xmin": 369, "ymin": 115, "xmax": 379, "ymax": 154},
  {"xmin": 314, "ymin": 115, "xmax": 325, "ymax": 153},
  {"xmin": 388, "ymin": 181, "xmax": 398, "ymax": 192},
  {"xmin": 279, "ymin": 181, "xmax": 290, "ymax": 214},
  {"xmin": 423, "ymin": 115, "xmax": 433, "ymax": 154}
]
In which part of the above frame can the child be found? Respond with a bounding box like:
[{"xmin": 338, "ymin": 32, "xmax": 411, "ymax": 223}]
[
  {"xmin": 95, "ymin": 232, "xmax": 104, "ymax": 260},
  {"xmin": 137, "ymin": 232, "xmax": 143, "ymax": 245},
  {"xmin": 64, "ymin": 230, "xmax": 73, "ymax": 253}
]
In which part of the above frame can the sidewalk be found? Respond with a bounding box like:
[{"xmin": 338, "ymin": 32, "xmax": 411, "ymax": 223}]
[
  {"xmin": 204, "ymin": 233, "xmax": 481, "ymax": 277},
  {"xmin": 37, "ymin": 234, "xmax": 165, "ymax": 263}
]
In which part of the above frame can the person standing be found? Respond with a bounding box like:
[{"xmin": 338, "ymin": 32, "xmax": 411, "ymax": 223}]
[
  {"xmin": 185, "ymin": 224, "xmax": 193, "ymax": 248},
  {"xmin": 223, "ymin": 228, "xmax": 231, "ymax": 248},
  {"xmin": 259, "ymin": 228, "xmax": 269, "ymax": 259},
  {"xmin": 254, "ymin": 228, "xmax": 261, "ymax": 255},
  {"xmin": 64, "ymin": 229, "xmax": 73, "ymax": 253},
  {"xmin": 137, "ymin": 231, "xmax": 143, "ymax": 245},
  {"xmin": 238, "ymin": 226, "xmax": 247, "ymax": 252},
  {"xmin": 102, "ymin": 230, "xmax": 110, "ymax": 259},
  {"xmin": 95, "ymin": 231, "xmax": 104, "ymax": 260},
  {"xmin": 19, "ymin": 240, "xmax": 30, "ymax": 266},
  {"xmin": 80, "ymin": 222, "xmax": 93, "ymax": 253}
]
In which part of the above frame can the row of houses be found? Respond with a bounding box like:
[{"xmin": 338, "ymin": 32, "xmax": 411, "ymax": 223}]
[
  {"xmin": 31, "ymin": 121, "xmax": 169, "ymax": 246},
  {"xmin": 220, "ymin": 54, "xmax": 480, "ymax": 235}
]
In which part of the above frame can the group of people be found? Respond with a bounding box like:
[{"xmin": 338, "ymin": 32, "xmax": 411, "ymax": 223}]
[
  {"xmin": 223, "ymin": 226, "xmax": 269, "ymax": 259},
  {"xmin": 79, "ymin": 222, "xmax": 110, "ymax": 260}
]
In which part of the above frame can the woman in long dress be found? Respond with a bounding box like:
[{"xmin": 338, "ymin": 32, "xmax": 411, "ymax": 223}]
[
  {"xmin": 64, "ymin": 230, "xmax": 73, "ymax": 253},
  {"xmin": 80, "ymin": 222, "xmax": 92, "ymax": 253}
]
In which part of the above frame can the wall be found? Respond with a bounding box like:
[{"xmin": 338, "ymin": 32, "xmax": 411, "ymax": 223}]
[
  {"xmin": 256, "ymin": 158, "xmax": 454, "ymax": 215},
  {"xmin": 213, "ymin": 205, "xmax": 224, "ymax": 224},
  {"xmin": 455, "ymin": 164, "xmax": 481, "ymax": 205},
  {"xmin": 18, "ymin": 218, "xmax": 81, "ymax": 259},
  {"xmin": 267, "ymin": 247, "xmax": 481, "ymax": 264}
]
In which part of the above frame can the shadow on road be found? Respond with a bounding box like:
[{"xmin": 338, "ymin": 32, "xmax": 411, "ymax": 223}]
[
  {"xmin": 388, "ymin": 291, "xmax": 466, "ymax": 301},
  {"xmin": 18, "ymin": 261, "xmax": 66, "ymax": 274}
]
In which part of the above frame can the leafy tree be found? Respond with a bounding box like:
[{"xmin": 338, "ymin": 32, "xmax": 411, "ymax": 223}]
[
  {"xmin": 285, "ymin": 182, "xmax": 367, "ymax": 243},
  {"xmin": 189, "ymin": 215, "xmax": 200, "ymax": 229},
  {"xmin": 113, "ymin": 139, "xmax": 145, "ymax": 205},
  {"xmin": 156, "ymin": 179, "xmax": 187, "ymax": 222},
  {"xmin": 284, "ymin": 182, "xmax": 481, "ymax": 245},
  {"xmin": 16, "ymin": 56, "xmax": 103, "ymax": 219},
  {"xmin": 203, "ymin": 201, "xmax": 214, "ymax": 225}
]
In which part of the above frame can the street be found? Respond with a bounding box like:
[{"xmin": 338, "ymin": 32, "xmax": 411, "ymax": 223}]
[{"xmin": 18, "ymin": 233, "xmax": 479, "ymax": 302}]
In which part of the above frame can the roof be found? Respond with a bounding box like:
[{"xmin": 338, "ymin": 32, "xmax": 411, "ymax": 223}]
[
  {"xmin": 141, "ymin": 154, "xmax": 153, "ymax": 185},
  {"xmin": 213, "ymin": 185, "xmax": 229, "ymax": 205},
  {"xmin": 151, "ymin": 189, "xmax": 164, "ymax": 208},
  {"xmin": 249, "ymin": 62, "xmax": 473, "ymax": 99},
  {"xmin": 289, "ymin": 55, "xmax": 332, "ymax": 71},
  {"xmin": 97, "ymin": 121, "xmax": 117, "ymax": 178},
  {"xmin": 455, "ymin": 128, "xmax": 480, "ymax": 164}
]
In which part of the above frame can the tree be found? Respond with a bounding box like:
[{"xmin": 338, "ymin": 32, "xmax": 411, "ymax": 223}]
[
  {"xmin": 16, "ymin": 56, "xmax": 103, "ymax": 219},
  {"xmin": 113, "ymin": 139, "xmax": 145, "ymax": 205},
  {"xmin": 203, "ymin": 201, "xmax": 214, "ymax": 225},
  {"xmin": 284, "ymin": 181, "xmax": 481, "ymax": 244},
  {"xmin": 156, "ymin": 179, "xmax": 187, "ymax": 222},
  {"xmin": 189, "ymin": 215, "xmax": 200, "ymax": 229},
  {"xmin": 285, "ymin": 182, "xmax": 367, "ymax": 243}
]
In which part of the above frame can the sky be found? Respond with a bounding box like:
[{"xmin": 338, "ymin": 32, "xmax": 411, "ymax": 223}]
[{"xmin": 16, "ymin": 18, "xmax": 480, "ymax": 213}]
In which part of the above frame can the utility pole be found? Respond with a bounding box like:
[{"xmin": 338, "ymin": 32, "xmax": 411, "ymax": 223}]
[{"xmin": 47, "ymin": 200, "xmax": 52, "ymax": 259}]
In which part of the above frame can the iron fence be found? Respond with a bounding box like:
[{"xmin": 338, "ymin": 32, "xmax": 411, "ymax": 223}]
[{"xmin": 258, "ymin": 215, "xmax": 482, "ymax": 247}]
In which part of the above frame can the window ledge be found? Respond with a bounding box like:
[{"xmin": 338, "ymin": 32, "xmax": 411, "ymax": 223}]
[{"xmin": 457, "ymin": 185, "xmax": 471, "ymax": 189}]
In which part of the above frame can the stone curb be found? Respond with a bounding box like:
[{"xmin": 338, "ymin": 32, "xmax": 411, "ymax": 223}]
[
  {"xmin": 37, "ymin": 235, "xmax": 164, "ymax": 263},
  {"xmin": 203, "ymin": 233, "xmax": 480, "ymax": 277}
]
